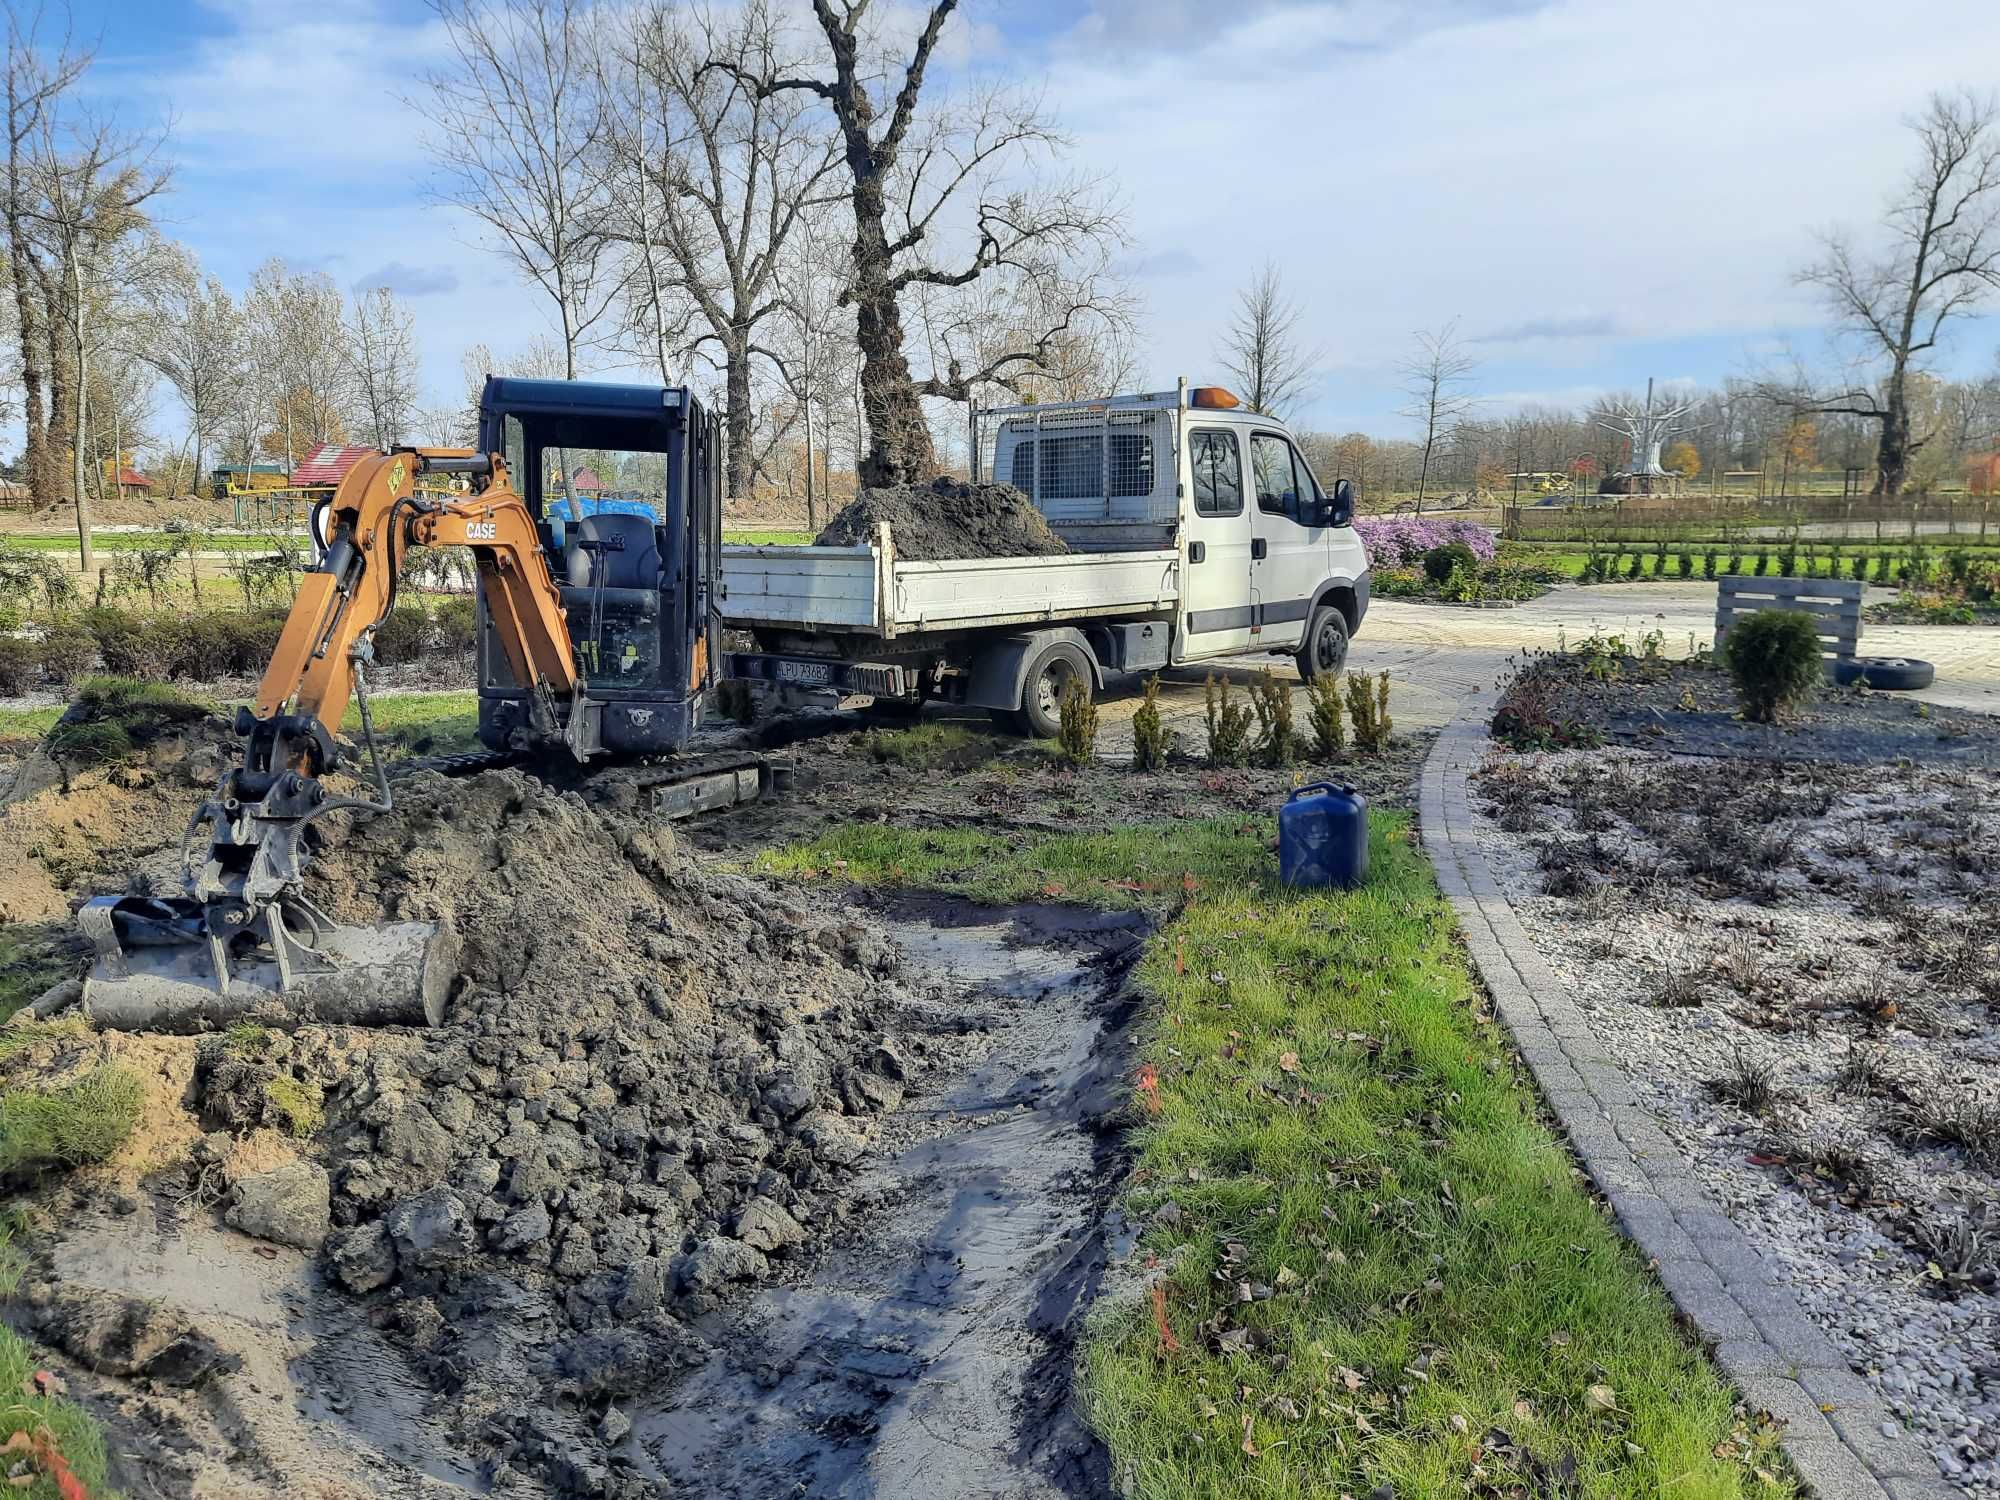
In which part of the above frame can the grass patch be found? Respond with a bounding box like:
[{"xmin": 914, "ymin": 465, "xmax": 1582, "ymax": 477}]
[
  {"xmin": 340, "ymin": 689, "xmax": 482, "ymax": 757},
  {"xmin": 0, "ymin": 1067, "xmax": 142, "ymax": 1178},
  {"xmin": 755, "ymin": 814, "xmax": 1266, "ymax": 907},
  {"xmin": 0, "ymin": 705, "xmax": 63, "ymax": 739},
  {"xmin": 6, "ymin": 529, "xmax": 271, "ymax": 553},
  {"xmin": 222, "ymin": 1023, "xmax": 272, "ymax": 1054},
  {"xmin": 0, "ymin": 1206, "xmax": 29, "ymax": 1300},
  {"xmin": 760, "ymin": 813, "xmax": 1787, "ymax": 1497},
  {"xmin": 0, "ymin": 1316, "xmax": 117, "ymax": 1496},
  {"xmin": 722, "ymin": 528, "xmax": 815, "ymax": 546},
  {"xmin": 264, "ymin": 1075, "xmax": 325, "ymax": 1138},
  {"xmin": 0, "ymin": 927, "xmax": 73, "ymax": 1025},
  {"xmin": 43, "ymin": 676, "xmax": 214, "ymax": 769},
  {"xmin": 0, "ymin": 1019, "xmax": 88, "ymax": 1070},
  {"xmin": 856, "ymin": 722, "xmax": 1002, "ymax": 772}
]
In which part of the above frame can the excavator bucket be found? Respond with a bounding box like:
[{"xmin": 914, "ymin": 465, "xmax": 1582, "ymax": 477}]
[{"xmin": 77, "ymin": 894, "xmax": 457, "ymax": 1035}]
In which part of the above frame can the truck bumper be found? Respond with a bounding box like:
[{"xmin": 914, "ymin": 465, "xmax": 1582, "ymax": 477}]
[
  {"xmin": 1352, "ymin": 570, "xmax": 1370, "ymax": 631},
  {"xmin": 725, "ymin": 653, "xmax": 912, "ymax": 698}
]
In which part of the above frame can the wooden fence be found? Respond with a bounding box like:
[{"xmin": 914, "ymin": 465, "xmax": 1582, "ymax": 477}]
[{"xmin": 1714, "ymin": 577, "xmax": 1862, "ymax": 661}]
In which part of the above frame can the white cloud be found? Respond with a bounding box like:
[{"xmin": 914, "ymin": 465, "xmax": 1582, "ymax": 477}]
[{"xmin": 1044, "ymin": 0, "xmax": 2000, "ymax": 423}]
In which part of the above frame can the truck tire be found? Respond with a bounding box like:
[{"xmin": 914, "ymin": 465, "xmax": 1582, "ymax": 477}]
[
  {"xmin": 1017, "ymin": 640, "xmax": 1094, "ymax": 739},
  {"xmin": 1295, "ymin": 604, "xmax": 1350, "ymax": 682}
]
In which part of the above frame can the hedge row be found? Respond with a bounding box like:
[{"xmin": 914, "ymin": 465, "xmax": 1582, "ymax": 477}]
[{"xmin": 0, "ymin": 599, "xmax": 478, "ymax": 698}]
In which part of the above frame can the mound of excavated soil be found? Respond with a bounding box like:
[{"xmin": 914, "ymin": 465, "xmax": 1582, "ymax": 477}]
[
  {"xmin": 813, "ymin": 475, "xmax": 1069, "ymax": 559},
  {"xmin": 286, "ymin": 772, "xmax": 922, "ymax": 1426}
]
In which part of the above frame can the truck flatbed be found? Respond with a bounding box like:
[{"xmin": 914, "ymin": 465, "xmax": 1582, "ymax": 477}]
[{"xmin": 719, "ymin": 527, "xmax": 1180, "ymax": 638}]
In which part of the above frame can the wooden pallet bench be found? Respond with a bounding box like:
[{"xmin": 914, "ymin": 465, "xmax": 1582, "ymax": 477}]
[{"xmin": 1714, "ymin": 576, "xmax": 1862, "ymax": 660}]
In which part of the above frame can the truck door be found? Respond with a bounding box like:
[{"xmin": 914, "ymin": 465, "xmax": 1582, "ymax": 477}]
[
  {"xmin": 1249, "ymin": 431, "xmax": 1330, "ymax": 651},
  {"xmin": 1175, "ymin": 425, "xmax": 1254, "ymax": 660}
]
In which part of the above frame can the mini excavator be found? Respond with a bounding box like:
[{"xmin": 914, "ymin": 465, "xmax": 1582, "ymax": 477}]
[{"xmin": 79, "ymin": 378, "xmax": 763, "ymax": 1032}]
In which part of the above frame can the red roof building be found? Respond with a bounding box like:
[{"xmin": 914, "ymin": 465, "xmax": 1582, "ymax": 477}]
[
  {"xmin": 113, "ymin": 468, "xmax": 153, "ymax": 495},
  {"xmin": 292, "ymin": 443, "xmax": 378, "ymax": 487},
  {"xmin": 570, "ymin": 466, "xmax": 606, "ymax": 494}
]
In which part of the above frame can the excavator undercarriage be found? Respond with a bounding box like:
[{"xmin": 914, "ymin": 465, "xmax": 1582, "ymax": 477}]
[{"xmin": 77, "ymin": 379, "xmax": 757, "ymax": 1031}]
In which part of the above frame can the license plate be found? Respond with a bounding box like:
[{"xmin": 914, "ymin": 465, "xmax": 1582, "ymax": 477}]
[{"xmin": 776, "ymin": 659, "xmax": 833, "ymax": 686}]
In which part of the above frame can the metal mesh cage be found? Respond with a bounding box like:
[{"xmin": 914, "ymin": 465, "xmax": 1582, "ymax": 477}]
[{"xmin": 976, "ymin": 404, "xmax": 1174, "ymax": 524}]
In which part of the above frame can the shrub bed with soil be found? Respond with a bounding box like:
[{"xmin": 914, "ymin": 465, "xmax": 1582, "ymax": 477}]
[{"xmin": 1468, "ymin": 747, "xmax": 2000, "ymax": 1491}]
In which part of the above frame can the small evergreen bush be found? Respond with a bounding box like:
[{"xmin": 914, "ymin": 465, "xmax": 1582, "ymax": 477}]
[
  {"xmin": 35, "ymin": 620, "xmax": 97, "ymax": 685},
  {"xmin": 1422, "ymin": 541, "xmax": 1479, "ymax": 585},
  {"xmin": 0, "ymin": 636, "xmax": 35, "ymax": 697},
  {"xmin": 1306, "ymin": 671, "xmax": 1345, "ymax": 758},
  {"xmin": 1203, "ymin": 673, "xmax": 1253, "ymax": 767},
  {"xmin": 1131, "ymin": 674, "xmax": 1169, "ymax": 771},
  {"xmin": 1248, "ymin": 667, "xmax": 1298, "ymax": 768},
  {"xmin": 1722, "ymin": 610, "xmax": 1823, "ymax": 724},
  {"xmin": 1345, "ymin": 670, "xmax": 1393, "ymax": 752},
  {"xmin": 1056, "ymin": 675, "xmax": 1097, "ymax": 766},
  {"xmin": 435, "ymin": 597, "xmax": 479, "ymax": 656},
  {"xmin": 369, "ymin": 606, "xmax": 431, "ymax": 666}
]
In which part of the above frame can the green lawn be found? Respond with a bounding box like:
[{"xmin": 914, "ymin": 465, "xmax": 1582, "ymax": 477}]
[
  {"xmin": 3, "ymin": 688, "xmax": 480, "ymax": 758},
  {"xmin": 339, "ymin": 689, "xmax": 482, "ymax": 756},
  {"xmin": 4, "ymin": 530, "xmax": 276, "ymax": 553},
  {"xmin": 721, "ymin": 529, "xmax": 814, "ymax": 546},
  {"xmin": 755, "ymin": 813, "xmax": 1787, "ymax": 1498}
]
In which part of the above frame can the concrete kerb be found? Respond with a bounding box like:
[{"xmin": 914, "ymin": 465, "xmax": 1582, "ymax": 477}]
[{"xmin": 1417, "ymin": 689, "xmax": 1940, "ymax": 1500}]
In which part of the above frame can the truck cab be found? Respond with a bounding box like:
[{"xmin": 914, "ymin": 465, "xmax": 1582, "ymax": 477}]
[{"xmin": 983, "ymin": 382, "xmax": 1367, "ymax": 679}]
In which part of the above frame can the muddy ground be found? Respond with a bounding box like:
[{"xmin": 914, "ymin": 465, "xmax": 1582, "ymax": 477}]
[{"xmin": 0, "ymin": 700, "xmax": 1432, "ymax": 1498}]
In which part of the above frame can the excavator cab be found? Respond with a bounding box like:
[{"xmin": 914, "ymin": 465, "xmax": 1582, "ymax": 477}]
[{"xmin": 473, "ymin": 377, "xmax": 723, "ymax": 758}]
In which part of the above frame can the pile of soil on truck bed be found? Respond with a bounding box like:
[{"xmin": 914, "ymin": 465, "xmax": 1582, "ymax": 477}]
[{"xmin": 813, "ymin": 474, "xmax": 1069, "ymax": 559}]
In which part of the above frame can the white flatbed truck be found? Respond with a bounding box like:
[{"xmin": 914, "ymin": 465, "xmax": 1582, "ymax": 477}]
[{"xmin": 719, "ymin": 381, "xmax": 1372, "ymax": 736}]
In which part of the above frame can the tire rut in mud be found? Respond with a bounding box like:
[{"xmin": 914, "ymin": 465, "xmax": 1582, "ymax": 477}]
[{"xmin": 628, "ymin": 898, "xmax": 1145, "ymax": 1500}]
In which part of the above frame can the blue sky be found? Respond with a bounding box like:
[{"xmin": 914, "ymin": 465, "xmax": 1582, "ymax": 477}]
[{"xmin": 57, "ymin": 0, "xmax": 2000, "ymax": 447}]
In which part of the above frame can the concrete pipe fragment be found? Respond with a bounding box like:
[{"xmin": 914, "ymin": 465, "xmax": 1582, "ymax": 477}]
[{"xmin": 82, "ymin": 920, "xmax": 458, "ymax": 1034}]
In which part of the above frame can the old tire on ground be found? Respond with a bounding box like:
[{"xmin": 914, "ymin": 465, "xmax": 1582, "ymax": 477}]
[
  {"xmin": 1295, "ymin": 604, "xmax": 1351, "ymax": 682},
  {"xmin": 1830, "ymin": 656, "xmax": 1936, "ymax": 691},
  {"xmin": 1017, "ymin": 641, "xmax": 1094, "ymax": 739}
]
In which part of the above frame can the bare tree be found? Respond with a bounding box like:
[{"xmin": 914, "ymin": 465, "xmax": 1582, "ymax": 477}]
[
  {"xmin": 1777, "ymin": 90, "xmax": 2000, "ymax": 496},
  {"xmin": 245, "ymin": 260, "xmax": 352, "ymax": 473},
  {"xmin": 603, "ymin": 0, "xmax": 844, "ymax": 500},
  {"xmin": 722, "ymin": 1, "xmax": 1127, "ymax": 486},
  {"xmin": 346, "ymin": 285, "xmax": 419, "ymax": 450},
  {"xmin": 418, "ymin": 0, "xmax": 613, "ymax": 520},
  {"xmin": 26, "ymin": 103, "xmax": 169, "ymax": 569},
  {"xmin": 3, "ymin": 5, "xmax": 88, "ymax": 511},
  {"xmin": 1399, "ymin": 318, "xmax": 1479, "ymax": 514},
  {"xmin": 142, "ymin": 240, "xmax": 241, "ymax": 496},
  {"xmin": 1217, "ymin": 260, "xmax": 1320, "ymax": 416}
]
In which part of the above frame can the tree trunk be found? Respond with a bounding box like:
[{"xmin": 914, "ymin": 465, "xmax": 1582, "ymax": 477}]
[
  {"xmin": 851, "ymin": 176, "xmax": 935, "ymax": 487},
  {"xmin": 724, "ymin": 340, "xmax": 752, "ymax": 502},
  {"xmin": 1873, "ymin": 384, "xmax": 1911, "ymax": 499}
]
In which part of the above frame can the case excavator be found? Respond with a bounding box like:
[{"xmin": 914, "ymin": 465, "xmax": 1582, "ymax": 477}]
[{"xmin": 77, "ymin": 378, "xmax": 761, "ymax": 1033}]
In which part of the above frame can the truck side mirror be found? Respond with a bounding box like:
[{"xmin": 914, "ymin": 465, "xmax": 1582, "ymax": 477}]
[{"xmin": 1329, "ymin": 479, "xmax": 1355, "ymax": 527}]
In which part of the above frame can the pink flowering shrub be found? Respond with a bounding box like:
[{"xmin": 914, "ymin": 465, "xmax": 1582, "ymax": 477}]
[{"xmin": 1353, "ymin": 518, "xmax": 1496, "ymax": 568}]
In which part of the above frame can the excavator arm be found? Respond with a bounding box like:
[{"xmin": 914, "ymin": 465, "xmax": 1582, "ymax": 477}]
[
  {"xmin": 77, "ymin": 447, "xmax": 584, "ymax": 1032},
  {"xmin": 252, "ymin": 448, "xmax": 579, "ymax": 777}
]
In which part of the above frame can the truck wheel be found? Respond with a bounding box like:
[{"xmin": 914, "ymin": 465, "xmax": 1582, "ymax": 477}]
[
  {"xmin": 1018, "ymin": 641, "xmax": 1093, "ymax": 739},
  {"xmin": 1295, "ymin": 605, "xmax": 1350, "ymax": 681}
]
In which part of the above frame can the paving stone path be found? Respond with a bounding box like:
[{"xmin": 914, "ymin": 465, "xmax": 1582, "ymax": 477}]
[{"xmin": 1420, "ymin": 690, "xmax": 1963, "ymax": 1500}]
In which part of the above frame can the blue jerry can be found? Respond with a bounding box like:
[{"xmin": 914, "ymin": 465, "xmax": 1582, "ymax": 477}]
[{"xmin": 1279, "ymin": 783, "xmax": 1369, "ymax": 890}]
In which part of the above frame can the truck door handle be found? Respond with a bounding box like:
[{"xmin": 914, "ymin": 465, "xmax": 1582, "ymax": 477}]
[
  {"xmin": 1188, "ymin": 541, "xmax": 1205, "ymax": 563},
  {"xmin": 1251, "ymin": 538, "xmax": 1267, "ymax": 560}
]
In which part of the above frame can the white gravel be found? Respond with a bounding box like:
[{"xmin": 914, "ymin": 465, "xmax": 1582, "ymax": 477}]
[{"xmin": 1468, "ymin": 747, "xmax": 1999, "ymax": 1495}]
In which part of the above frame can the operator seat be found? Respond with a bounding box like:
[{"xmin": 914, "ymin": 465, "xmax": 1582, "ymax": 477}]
[{"xmin": 565, "ymin": 512, "xmax": 661, "ymax": 590}]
